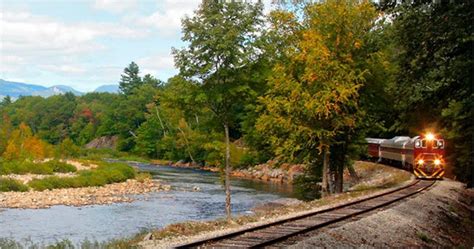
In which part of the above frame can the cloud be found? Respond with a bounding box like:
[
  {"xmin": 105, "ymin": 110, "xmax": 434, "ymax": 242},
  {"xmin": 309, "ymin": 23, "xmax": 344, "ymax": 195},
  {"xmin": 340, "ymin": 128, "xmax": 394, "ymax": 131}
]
[
  {"xmin": 1, "ymin": 10, "xmax": 145, "ymax": 57},
  {"xmin": 39, "ymin": 65, "xmax": 87, "ymax": 74},
  {"xmin": 134, "ymin": 0, "xmax": 200, "ymax": 36},
  {"xmin": 93, "ymin": 0, "xmax": 138, "ymax": 13},
  {"xmin": 0, "ymin": 8, "xmax": 149, "ymax": 82},
  {"xmin": 137, "ymin": 52, "xmax": 176, "ymax": 77}
]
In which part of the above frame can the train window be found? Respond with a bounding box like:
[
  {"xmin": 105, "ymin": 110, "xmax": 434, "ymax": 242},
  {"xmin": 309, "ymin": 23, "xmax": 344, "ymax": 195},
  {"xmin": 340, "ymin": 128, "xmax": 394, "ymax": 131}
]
[
  {"xmin": 437, "ymin": 140, "xmax": 445, "ymax": 149},
  {"xmin": 421, "ymin": 140, "xmax": 427, "ymax": 148}
]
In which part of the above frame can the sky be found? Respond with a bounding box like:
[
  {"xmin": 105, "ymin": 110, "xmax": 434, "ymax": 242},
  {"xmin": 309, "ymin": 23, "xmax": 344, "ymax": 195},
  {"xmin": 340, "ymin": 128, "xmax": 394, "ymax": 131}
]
[{"xmin": 0, "ymin": 0, "xmax": 274, "ymax": 92}]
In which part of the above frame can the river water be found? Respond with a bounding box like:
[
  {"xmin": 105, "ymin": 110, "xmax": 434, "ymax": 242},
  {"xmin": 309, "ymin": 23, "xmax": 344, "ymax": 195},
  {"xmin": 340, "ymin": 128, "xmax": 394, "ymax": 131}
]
[{"xmin": 0, "ymin": 162, "xmax": 296, "ymax": 246}]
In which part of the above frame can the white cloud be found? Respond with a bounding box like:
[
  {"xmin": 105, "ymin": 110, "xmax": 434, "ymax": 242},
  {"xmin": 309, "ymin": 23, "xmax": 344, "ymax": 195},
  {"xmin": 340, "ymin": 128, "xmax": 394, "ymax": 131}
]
[
  {"xmin": 93, "ymin": 0, "xmax": 138, "ymax": 13},
  {"xmin": 0, "ymin": 8, "xmax": 149, "ymax": 82},
  {"xmin": 39, "ymin": 65, "xmax": 87, "ymax": 74},
  {"xmin": 1, "ymin": 11, "xmax": 145, "ymax": 57},
  {"xmin": 135, "ymin": 0, "xmax": 200, "ymax": 36},
  {"xmin": 137, "ymin": 52, "xmax": 176, "ymax": 77}
]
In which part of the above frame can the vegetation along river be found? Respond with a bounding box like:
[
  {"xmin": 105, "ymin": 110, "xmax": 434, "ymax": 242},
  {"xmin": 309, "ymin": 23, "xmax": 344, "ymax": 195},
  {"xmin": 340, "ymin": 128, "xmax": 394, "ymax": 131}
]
[{"xmin": 0, "ymin": 162, "xmax": 296, "ymax": 246}]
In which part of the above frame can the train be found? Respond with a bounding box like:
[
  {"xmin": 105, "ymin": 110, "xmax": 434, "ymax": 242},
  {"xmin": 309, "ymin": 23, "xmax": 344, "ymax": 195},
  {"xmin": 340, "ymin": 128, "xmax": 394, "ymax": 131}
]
[{"xmin": 366, "ymin": 132, "xmax": 445, "ymax": 179}]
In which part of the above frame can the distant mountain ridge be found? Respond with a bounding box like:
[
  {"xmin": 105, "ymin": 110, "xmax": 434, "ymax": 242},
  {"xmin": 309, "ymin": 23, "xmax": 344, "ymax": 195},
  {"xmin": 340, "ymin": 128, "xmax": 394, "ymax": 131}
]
[
  {"xmin": 94, "ymin": 84, "xmax": 120, "ymax": 93},
  {"xmin": 0, "ymin": 79, "xmax": 119, "ymax": 99}
]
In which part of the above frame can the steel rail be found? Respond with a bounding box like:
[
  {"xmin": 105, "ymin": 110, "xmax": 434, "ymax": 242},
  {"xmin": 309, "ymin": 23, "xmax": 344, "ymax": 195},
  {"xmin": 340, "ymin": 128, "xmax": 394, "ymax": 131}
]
[{"xmin": 175, "ymin": 180, "xmax": 435, "ymax": 248}]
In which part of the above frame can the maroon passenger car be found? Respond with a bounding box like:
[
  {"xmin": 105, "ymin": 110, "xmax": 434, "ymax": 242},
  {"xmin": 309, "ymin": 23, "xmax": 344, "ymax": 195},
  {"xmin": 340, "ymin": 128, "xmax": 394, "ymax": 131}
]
[{"xmin": 366, "ymin": 133, "xmax": 445, "ymax": 179}]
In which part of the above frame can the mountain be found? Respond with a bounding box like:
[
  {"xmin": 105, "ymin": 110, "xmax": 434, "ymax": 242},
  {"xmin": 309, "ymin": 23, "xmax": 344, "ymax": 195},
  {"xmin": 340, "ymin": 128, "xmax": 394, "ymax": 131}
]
[
  {"xmin": 0, "ymin": 79, "xmax": 84, "ymax": 98},
  {"xmin": 32, "ymin": 85, "xmax": 83, "ymax": 97},
  {"xmin": 94, "ymin": 84, "xmax": 120, "ymax": 93},
  {"xmin": 0, "ymin": 79, "xmax": 48, "ymax": 98}
]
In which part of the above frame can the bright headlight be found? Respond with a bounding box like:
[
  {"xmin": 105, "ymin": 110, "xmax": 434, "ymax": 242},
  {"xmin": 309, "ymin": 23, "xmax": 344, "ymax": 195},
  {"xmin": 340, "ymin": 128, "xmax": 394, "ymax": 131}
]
[
  {"xmin": 434, "ymin": 159, "xmax": 441, "ymax": 165},
  {"xmin": 426, "ymin": 133, "xmax": 435, "ymax": 141},
  {"xmin": 418, "ymin": 159, "xmax": 424, "ymax": 165}
]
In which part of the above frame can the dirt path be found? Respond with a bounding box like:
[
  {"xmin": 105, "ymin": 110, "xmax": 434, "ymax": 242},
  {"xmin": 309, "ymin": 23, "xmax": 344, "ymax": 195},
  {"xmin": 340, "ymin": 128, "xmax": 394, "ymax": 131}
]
[{"xmin": 289, "ymin": 179, "xmax": 474, "ymax": 248}]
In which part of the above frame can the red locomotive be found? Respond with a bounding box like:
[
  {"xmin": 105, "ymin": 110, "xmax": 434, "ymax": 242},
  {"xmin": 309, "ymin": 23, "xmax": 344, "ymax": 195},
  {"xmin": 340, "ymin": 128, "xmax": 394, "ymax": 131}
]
[{"xmin": 366, "ymin": 133, "xmax": 445, "ymax": 179}]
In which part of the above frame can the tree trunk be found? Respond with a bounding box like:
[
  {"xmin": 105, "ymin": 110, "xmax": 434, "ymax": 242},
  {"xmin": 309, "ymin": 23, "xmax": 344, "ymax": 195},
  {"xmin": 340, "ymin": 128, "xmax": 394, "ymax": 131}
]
[
  {"xmin": 321, "ymin": 146, "xmax": 330, "ymax": 197},
  {"xmin": 347, "ymin": 163, "xmax": 359, "ymax": 182},
  {"xmin": 335, "ymin": 164, "xmax": 343, "ymax": 193},
  {"xmin": 177, "ymin": 127, "xmax": 195, "ymax": 163},
  {"xmin": 224, "ymin": 123, "xmax": 232, "ymax": 222},
  {"xmin": 154, "ymin": 106, "xmax": 167, "ymax": 136},
  {"xmin": 194, "ymin": 114, "xmax": 200, "ymax": 126}
]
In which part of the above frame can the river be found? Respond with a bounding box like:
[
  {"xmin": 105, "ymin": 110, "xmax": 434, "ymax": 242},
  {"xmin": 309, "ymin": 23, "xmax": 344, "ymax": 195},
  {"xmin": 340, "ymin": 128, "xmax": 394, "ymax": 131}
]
[{"xmin": 0, "ymin": 162, "xmax": 296, "ymax": 246}]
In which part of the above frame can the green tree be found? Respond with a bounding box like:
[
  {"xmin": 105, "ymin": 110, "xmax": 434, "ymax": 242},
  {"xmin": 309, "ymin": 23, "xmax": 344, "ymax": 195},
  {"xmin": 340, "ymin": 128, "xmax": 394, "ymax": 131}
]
[
  {"xmin": 257, "ymin": 0, "xmax": 378, "ymax": 195},
  {"xmin": 56, "ymin": 137, "xmax": 80, "ymax": 158},
  {"xmin": 389, "ymin": 2, "xmax": 473, "ymax": 186},
  {"xmin": 0, "ymin": 96, "xmax": 12, "ymax": 107},
  {"xmin": 173, "ymin": 0, "xmax": 264, "ymax": 221},
  {"xmin": 119, "ymin": 62, "xmax": 143, "ymax": 95},
  {"xmin": 0, "ymin": 114, "xmax": 13, "ymax": 155}
]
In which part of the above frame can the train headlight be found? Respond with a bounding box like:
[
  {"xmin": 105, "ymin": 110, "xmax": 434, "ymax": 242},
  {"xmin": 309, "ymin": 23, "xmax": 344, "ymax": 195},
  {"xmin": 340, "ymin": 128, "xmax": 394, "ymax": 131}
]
[
  {"xmin": 434, "ymin": 159, "xmax": 441, "ymax": 166},
  {"xmin": 418, "ymin": 159, "xmax": 424, "ymax": 165},
  {"xmin": 426, "ymin": 133, "xmax": 435, "ymax": 141}
]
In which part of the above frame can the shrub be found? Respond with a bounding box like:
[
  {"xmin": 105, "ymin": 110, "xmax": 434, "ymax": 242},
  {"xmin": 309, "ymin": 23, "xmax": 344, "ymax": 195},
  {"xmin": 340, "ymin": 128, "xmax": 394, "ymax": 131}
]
[
  {"xmin": 44, "ymin": 160, "xmax": 77, "ymax": 173},
  {"xmin": 0, "ymin": 160, "xmax": 77, "ymax": 175},
  {"xmin": 29, "ymin": 176, "xmax": 71, "ymax": 191},
  {"xmin": 136, "ymin": 172, "xmax": 152, "ymax": 183},
  {"xmin": 237, "ymin": 152, "xmax": 258, "ymax": 168},
  {"xmin": 29, "ymin": 162, "xmax": 54, "ymax": 175},
  {"xmin": 0, "ymin": 160, "xmax": 53, "ymax": 175},
  {"xmin": 0, "ymin": 178, "xmax": 29, "ymax": 192},
  {"xmin": 28, "ymin": 162, "xmax": 136, "ymax": 191}
]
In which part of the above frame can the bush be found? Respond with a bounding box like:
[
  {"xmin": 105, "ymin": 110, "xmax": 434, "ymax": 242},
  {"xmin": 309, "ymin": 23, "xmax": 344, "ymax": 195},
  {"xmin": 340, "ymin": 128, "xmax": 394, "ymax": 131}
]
[
  {"xmin": 44, "ymin": 160, "xmax": 77, "ymax": 173},
  {"xmin": 0, "ymin": 160, "xmax": 53, "ymax": 175},
  {"xmin": 136, "ymin": 172, "xmax": 152, "ymax": 183},
  {"xmin": 0, "ymin": 160, "xmax": 76, "ymax": 175},
  {"xmin": 28, "ymin": 162, "xmax": 136, "ymax": 191},
  {"xmin": 237, "ymin": 152, "xmax": 258, "ymax": 168},
  {"xmin": 0, "ymin": 178, "xmax": 29, "ymax": 192}
]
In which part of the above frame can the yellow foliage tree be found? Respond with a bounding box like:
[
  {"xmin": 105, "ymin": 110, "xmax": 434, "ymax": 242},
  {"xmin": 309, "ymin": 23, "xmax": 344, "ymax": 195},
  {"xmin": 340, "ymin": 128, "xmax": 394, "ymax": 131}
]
[
  {"xmin": 1, "ymin": 122, "xmax": 52, "ymax": 160},
  {"xmin": 257, "ymin": 0, "xmax": 378, "ymax": 195}
]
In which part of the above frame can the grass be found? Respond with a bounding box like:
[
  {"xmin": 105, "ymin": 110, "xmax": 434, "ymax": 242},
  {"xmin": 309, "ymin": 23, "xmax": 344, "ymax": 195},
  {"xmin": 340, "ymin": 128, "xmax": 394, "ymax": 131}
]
[
  {"xmin": 416, "ymin": 231, "xmax": 432, "ymax": 243},
  {"xmin": 0, "ymin": 160, "xmax": 77, "ymax": 175},
  {"xmin": 0, "ymin": 178, "xmax": 29, "ymax": 192},
  {"xmin": 349, "ymin": 161, "xmax": 412, "ymax": 192},
  {"xmin": 79, "ymin": 148, "xmax": 151, "ymax": 163},
  {"xmin": 28, "ymin": 162, "xmax": 136, "ymax": 191},
  {"xmin": 135, "ymin": 172, "xmax": 152, "ymax": 183}
]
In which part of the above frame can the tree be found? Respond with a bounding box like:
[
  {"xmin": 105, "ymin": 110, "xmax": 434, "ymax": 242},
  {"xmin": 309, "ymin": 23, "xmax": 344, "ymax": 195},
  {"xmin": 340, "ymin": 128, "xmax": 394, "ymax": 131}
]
[
  {"xmin": 0, "ymin": 114, "xmax": 13, "ymax": 155},
  {"xmin": 0, "ymin": 96, "xmax": 12, "ymax": 107},
  {"xmin": 119, "ymin": 62, "xmax": 143, "ymax": 95},
  {"xmin": 2, "ymin": 123, "xmax": 52, "ymax": 160},
  {"xmin": 257, "ymin": 0, "xmax": 378, "ymax": 195},
  {"xmin": 173, "ymin": 0, "xmax": 264, "ymax": 221},
  {"xmin": 388, "ymin": 2, "xmax": 473, "ymax": 186},
  {"xmin": 56, "ymin": 137, "xmax": 80, "ymax": 158}
]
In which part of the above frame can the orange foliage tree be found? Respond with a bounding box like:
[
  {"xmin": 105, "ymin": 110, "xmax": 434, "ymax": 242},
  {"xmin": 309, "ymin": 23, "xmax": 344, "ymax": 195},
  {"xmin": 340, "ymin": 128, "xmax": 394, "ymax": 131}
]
[{"xmin": 2, "ymin": 123, "xmax": 53, "ymax": 160}]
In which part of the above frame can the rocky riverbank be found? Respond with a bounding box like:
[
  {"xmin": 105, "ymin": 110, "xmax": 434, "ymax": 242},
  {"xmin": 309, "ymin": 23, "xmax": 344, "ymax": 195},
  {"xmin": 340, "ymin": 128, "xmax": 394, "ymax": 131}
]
[
  {"xmin": 151, "ymin": 159, "xmax": 306, "ymax": 183},
  {"xmin": 0, "ymin": 179, "xmax": 171, "ymax": 209},
  {"xmin": 231, "ymin": 163, "xmax": 305, "ymax": 183}
]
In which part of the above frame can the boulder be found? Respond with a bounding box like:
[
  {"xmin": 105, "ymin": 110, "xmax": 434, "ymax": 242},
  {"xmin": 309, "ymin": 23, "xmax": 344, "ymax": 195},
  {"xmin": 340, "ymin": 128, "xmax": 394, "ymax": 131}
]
[{"xmin": 85, "ymin": 136, "xmax": 118, "ymax": 149}]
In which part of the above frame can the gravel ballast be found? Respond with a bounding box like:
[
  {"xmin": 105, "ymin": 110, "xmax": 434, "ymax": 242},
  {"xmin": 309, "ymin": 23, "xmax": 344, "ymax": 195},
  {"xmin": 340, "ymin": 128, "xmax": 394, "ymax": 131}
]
[{"xmin": 289, "ymin": 179, "xmax": 474, "ymax": 248}]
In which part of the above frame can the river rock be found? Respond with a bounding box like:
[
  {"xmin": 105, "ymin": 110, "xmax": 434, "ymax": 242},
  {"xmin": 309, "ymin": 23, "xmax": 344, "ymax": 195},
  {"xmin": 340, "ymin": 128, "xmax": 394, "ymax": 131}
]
[{"xmin": 0, "ymin": 179, "xmax": 171, "ymax": 209}]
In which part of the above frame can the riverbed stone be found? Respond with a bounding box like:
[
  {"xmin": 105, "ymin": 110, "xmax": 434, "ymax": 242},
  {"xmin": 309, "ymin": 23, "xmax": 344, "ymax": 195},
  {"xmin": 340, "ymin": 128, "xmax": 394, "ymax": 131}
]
[{"xmin": 0, "ymin": 179, "xmax": 171, "ymax": 209}]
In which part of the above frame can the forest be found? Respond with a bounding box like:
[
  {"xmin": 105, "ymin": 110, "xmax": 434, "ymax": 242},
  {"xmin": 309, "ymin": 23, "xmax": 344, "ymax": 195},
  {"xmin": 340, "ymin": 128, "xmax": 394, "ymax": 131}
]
[{"xmin": 0, "ymin": 0, "xmax": 472, "ymax": 195}]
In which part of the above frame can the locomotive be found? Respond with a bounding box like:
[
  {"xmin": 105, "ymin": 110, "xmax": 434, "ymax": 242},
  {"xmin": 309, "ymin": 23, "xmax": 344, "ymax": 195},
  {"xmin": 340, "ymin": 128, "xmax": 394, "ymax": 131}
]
[{"xmin": 366, "ymin": 133, "xmax": 445, "ymax": 179}]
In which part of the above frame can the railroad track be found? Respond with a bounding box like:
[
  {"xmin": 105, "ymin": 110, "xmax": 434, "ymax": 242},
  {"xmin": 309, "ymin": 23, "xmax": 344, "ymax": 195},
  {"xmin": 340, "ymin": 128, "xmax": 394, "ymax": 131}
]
[{"xmin": 176, "ymin": 180, "xmax": 436, "ymax": 248}]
